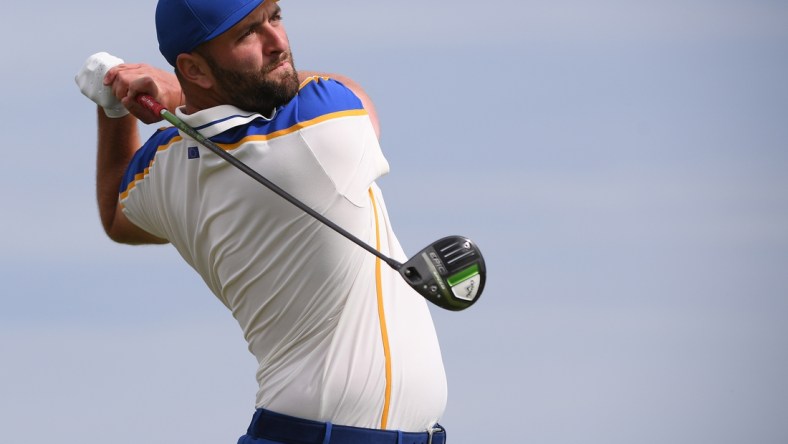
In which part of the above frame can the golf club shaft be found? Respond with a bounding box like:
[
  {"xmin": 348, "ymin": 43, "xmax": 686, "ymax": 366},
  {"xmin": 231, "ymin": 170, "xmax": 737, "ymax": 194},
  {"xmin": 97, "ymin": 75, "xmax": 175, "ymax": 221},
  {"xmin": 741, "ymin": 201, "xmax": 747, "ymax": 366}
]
[{"xmin": 136, "ymin": 94, "xmax": 403, "ymax": 270}]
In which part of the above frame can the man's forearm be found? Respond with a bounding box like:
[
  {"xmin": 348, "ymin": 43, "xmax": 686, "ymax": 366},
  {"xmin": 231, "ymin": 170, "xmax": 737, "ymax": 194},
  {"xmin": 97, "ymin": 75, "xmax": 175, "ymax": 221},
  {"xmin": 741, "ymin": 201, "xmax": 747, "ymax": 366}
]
[{"xmin": 96, "ymin": 109, "xmax": 139, "ymax": 236}]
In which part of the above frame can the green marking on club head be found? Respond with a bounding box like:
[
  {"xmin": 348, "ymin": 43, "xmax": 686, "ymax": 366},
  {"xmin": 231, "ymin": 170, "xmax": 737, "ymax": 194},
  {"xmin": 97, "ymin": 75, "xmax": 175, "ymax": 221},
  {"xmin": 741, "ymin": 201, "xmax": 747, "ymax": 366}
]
[{"xmin": 447, "ymin": 264, "xmax": 480, "ymax": 286}]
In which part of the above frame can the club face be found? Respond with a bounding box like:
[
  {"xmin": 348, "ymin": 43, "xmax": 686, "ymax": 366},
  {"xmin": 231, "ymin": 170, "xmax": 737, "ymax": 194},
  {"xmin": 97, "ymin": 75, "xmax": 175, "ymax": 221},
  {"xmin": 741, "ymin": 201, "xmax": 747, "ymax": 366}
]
[{"xmin": 399, "ymin": 236, "xmax": 486, "ymax": 311}]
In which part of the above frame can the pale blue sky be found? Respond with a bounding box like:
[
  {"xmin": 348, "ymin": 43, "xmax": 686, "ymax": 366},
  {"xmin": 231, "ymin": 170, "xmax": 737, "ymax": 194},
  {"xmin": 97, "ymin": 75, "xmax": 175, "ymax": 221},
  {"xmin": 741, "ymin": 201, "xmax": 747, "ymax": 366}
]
[{"xmin": 2, "ymin": 1, "xmax": 787, "ymax": 443}]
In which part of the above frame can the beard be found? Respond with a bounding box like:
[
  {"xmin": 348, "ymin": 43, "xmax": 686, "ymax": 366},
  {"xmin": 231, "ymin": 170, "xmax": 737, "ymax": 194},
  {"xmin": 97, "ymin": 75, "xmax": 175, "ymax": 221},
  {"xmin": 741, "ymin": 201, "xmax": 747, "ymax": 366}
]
[{"xmin": 203, "ymin": 51, "xmax": 300, "ymax": 116}]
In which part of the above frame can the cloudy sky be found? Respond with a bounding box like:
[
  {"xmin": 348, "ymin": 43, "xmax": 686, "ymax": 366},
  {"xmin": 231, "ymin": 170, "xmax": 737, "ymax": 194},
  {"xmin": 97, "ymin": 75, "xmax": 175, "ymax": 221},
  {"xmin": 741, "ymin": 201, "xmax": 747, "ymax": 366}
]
[{"xmin": 2, "ymin": 1, "xmax": 787, "ymax": 443}]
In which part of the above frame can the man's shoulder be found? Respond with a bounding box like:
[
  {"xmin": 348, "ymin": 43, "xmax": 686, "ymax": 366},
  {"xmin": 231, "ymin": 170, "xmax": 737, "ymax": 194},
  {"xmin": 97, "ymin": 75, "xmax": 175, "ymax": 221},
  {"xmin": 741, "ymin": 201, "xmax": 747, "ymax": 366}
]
[
  {"xmin": 144, "ymin": 125, "xmax": 181, "ymax": 146},
  {"xmin": 119, "ymin": 126, "xmax": 181, "ymax": 193},
  {"xmin": 295, "ymin": 76, "xmax": 364, "ymax": 115},
  {"xmin": 257, "ymin": 76, "xmax": 367, "ymax": 133}
]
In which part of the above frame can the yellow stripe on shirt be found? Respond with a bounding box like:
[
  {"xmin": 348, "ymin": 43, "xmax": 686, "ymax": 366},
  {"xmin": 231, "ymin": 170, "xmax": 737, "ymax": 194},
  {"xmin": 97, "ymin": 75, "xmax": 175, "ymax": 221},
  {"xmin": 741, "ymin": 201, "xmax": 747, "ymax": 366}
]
[{"xmin": 370, "ymin": 187, "xmax": 393, "ymax": 430}]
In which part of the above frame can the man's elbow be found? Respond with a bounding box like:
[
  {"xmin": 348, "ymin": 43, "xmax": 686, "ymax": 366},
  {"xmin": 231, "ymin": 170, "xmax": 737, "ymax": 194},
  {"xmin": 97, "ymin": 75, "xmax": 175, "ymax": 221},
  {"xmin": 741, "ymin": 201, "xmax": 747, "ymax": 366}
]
[
  {"xmin": 103, "ymin": 219, "xmax": 168, "ymax": 245},
  {"xmin": 106, "ymin": 230, "xmax": 167, "ymax": 245}
]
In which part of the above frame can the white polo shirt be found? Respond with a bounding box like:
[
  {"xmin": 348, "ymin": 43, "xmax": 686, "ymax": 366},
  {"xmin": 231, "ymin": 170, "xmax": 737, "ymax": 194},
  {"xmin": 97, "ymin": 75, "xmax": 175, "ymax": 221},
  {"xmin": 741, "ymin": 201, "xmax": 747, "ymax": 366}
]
[{"xmin": 118, "ymin": 77, "xmax": 447, "ymax": 432}]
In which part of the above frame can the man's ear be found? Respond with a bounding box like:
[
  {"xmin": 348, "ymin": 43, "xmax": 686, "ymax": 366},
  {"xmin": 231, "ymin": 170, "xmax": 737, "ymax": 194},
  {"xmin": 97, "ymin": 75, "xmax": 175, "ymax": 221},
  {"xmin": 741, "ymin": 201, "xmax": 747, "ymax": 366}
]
[{"xmin": 176, "ymin": 52, "xmax": 214, "ymax": 90}]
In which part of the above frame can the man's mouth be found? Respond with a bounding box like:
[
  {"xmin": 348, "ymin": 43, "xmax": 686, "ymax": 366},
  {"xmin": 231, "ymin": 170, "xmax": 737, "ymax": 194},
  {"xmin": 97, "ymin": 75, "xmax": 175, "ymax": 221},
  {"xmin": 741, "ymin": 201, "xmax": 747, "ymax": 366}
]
[{"xmin": 265, "ymin": 54, "xmax": 291, "ymax": 74}]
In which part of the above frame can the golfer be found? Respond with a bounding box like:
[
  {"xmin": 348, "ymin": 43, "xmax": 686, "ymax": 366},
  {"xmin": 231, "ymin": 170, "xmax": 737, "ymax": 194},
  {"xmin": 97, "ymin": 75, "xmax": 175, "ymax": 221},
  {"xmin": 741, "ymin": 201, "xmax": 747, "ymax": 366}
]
[{"xmin": 76, "ymin": 0, "xmax": 448, "ymax": 443}]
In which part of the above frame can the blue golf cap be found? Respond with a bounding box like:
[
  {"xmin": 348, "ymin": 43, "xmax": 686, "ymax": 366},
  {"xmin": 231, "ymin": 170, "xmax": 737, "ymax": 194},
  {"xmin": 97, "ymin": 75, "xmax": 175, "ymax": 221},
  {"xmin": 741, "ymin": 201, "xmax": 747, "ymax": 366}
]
[{"xmin": 156, "ymin": 0, "xmax": 267, "ymax": 66}]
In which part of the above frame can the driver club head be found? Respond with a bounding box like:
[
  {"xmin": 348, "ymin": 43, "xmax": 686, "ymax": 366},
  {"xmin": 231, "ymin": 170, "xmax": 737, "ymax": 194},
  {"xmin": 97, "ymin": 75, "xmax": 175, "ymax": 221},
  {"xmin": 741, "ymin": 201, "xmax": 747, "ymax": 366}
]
[{"xmin": 399, "ymin": 236, "xmax": 486, "ymax": 311}]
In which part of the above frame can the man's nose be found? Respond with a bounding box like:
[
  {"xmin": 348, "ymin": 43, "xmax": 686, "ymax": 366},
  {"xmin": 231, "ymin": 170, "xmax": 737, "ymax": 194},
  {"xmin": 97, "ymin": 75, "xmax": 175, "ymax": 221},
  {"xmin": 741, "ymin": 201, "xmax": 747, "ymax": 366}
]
[{"xmin": 261, "ymin": 25, "xmax": 288, "ymax": 55}]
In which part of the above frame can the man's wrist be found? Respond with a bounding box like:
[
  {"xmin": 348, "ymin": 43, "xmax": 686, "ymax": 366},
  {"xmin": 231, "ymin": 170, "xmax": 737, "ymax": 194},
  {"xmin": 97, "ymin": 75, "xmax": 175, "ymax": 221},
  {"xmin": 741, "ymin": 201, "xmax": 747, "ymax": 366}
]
[{"xmin": 98, "ymin": 106, "xmax": 136, "ymax": 127}]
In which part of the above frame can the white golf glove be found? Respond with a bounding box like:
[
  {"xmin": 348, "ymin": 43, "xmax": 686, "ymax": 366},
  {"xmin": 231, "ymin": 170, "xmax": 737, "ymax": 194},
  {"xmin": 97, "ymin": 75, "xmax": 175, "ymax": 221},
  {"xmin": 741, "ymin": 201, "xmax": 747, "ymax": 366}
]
[{"xmin": 75, "ymin": 52, "xmax": 129, "ymax": 118}]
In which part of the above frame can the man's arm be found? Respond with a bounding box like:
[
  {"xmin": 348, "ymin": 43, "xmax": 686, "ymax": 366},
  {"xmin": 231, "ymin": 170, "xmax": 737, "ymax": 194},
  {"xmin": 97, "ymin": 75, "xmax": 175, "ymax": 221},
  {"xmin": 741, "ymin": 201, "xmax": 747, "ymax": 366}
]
[
  {"xmin": 89, "ymin": 62, "xmax": 182, "ymax": 245},
  {"xmin": 96, "ymin": 110, "xmax": 167, "ymax": 244}
]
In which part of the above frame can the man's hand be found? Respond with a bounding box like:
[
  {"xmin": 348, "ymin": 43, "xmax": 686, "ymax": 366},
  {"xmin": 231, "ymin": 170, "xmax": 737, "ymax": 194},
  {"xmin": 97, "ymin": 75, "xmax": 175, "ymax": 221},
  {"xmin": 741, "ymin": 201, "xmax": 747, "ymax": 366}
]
[
  {"xmin": 106, "ymin": 63, "xmax": 183, "ymax": 124},
  {"xmin": 75, "ymin": 52, "xmax": 129, "ymax": 118},
  {"xmin": 76, "ymin": 52, "xmax": 183, "ymax": 124}
]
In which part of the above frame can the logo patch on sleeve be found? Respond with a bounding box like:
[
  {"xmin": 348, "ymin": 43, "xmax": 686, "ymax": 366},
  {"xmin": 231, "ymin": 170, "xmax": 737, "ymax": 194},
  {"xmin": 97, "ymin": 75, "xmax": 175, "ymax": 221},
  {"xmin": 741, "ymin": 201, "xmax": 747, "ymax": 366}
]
[{"xmin": 187, "ymin": 146, "xmax": 200, "ymax": 159}]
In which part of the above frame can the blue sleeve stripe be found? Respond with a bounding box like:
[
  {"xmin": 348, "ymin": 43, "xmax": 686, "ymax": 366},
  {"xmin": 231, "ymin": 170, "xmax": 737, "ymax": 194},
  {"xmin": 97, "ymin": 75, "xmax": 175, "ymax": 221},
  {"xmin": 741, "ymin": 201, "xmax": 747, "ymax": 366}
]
[{"xmin": 119, "ymin": 128, "xmax": 181, "ymax": 198}]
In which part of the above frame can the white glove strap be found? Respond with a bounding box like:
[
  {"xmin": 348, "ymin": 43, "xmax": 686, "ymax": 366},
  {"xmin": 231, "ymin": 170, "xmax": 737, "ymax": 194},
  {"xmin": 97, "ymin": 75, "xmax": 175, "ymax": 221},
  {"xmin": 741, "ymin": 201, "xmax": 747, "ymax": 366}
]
[{"xmin": 75, "ymin": 52, "xmax": 129, "ymax": 118}]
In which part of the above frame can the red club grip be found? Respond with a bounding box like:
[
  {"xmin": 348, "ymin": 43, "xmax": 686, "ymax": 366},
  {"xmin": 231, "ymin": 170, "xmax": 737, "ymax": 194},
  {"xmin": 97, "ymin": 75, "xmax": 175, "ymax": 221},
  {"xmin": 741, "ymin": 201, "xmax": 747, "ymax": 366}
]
[{"xmin": 136, "ymin": 94, "xmax": 166, "ymax": 115}]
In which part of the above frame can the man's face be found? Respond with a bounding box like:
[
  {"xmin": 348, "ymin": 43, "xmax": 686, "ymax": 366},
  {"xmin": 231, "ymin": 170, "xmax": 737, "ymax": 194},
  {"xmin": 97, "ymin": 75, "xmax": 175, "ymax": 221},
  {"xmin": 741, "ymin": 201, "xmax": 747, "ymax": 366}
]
[{"xmin": 199, "ymin": 1, "xmax": 300, "ymax": 114}]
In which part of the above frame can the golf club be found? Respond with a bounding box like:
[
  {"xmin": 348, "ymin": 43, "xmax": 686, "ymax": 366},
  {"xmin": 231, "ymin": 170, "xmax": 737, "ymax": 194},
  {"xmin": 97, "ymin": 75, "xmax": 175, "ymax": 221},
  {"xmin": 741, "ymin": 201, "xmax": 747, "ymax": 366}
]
[{"xmin": 136, "ymin": 95, "xmax": 485, "ymax": 311}]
